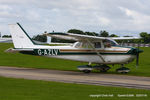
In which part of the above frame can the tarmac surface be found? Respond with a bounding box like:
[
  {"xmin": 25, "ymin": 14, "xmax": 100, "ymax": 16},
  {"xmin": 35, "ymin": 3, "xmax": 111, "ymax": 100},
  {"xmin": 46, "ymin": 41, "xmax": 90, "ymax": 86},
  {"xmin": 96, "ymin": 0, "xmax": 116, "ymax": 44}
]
[{"xmin": 0, "ymin": 66, "xmax": 150, "ymax": 90}]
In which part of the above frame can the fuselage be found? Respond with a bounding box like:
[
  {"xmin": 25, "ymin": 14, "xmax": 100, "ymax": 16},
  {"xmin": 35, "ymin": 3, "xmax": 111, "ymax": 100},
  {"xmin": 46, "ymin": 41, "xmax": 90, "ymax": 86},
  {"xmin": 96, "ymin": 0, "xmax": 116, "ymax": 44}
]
[{"xmin": 15, "ymin": 44, "xmax": 141, "ymax": 65}]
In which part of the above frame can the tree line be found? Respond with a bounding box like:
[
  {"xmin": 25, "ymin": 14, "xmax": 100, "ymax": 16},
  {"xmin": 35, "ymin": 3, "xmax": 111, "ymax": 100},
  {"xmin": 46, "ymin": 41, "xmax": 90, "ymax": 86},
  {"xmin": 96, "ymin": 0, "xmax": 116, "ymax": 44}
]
[{"xmin": 1, "ymin": 35, "xmax": 12, "ymax": 38}]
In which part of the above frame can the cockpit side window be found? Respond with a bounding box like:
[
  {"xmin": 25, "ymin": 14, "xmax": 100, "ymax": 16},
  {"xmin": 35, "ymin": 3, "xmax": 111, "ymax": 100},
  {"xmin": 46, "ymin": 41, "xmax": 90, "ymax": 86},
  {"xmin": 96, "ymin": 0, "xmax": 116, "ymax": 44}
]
[
  {"xmin": 74, "ymin": 42, "xmax": 82, "ymax": 48},
  {"xmin": 94, "ymin": 42, "xmax": 101, "ymax": 48}
]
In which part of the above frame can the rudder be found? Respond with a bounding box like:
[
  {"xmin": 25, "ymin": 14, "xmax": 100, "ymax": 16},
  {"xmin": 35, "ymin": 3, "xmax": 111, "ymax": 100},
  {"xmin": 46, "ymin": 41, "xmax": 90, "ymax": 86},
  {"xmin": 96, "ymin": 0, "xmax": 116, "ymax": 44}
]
[{"xmin": 9, "ymin": 23, "xmax": 35, "ymax": 48}]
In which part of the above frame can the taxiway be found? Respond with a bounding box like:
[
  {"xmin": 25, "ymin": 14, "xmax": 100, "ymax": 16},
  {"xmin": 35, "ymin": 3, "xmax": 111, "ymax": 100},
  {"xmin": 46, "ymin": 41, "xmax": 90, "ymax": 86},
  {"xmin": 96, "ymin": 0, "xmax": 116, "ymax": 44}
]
[{"xmin": 0, "ymin": 66, "xmax": 150, "ymax": 90}]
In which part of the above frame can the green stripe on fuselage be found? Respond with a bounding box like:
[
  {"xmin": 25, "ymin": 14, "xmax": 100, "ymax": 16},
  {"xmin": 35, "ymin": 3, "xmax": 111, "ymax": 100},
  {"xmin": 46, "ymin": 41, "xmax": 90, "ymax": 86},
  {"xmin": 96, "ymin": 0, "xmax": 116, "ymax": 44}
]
[{"xmin": 33, "ymin": 49, "xmax": 134, "ymax": 56}]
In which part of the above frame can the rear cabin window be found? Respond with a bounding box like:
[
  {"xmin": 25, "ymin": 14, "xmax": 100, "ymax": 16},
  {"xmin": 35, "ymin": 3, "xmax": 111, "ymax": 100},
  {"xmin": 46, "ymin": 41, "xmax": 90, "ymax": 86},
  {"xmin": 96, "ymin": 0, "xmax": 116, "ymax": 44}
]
[
  {"xmin": 94, "ymin": 42, "xmax": 101, "ymax": 48},
  {"xmin": 74, "ymin": 42, "xmax": 101, "ymax": 48},
  {"xmin": 74, "ymin": 42, "xmax": 82, "ymax": 48},
  {"xmin": 74, "ymin": 42, "xmax": 103, "ymax": 49}
]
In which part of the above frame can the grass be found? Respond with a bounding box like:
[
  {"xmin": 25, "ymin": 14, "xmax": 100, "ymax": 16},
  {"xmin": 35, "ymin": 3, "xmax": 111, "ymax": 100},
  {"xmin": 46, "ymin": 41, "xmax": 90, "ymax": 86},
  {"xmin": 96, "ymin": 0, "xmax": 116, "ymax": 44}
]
[
  {"xmin": 0, "ymin": 43, "xmax": 150, "ymax": 100},
  {"xmin": 0, "ymin": 76, "xmax": 150, "ymax": 100},
  {"xmin": 0, "ymin": 43, "xmax": 150, "ymax": 77}
]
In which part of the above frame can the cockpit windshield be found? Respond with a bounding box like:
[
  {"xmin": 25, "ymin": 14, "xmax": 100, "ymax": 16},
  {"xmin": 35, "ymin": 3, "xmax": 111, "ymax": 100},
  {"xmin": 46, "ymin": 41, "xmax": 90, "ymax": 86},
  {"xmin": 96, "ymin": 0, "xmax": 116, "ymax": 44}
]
[{"xmin": 103, "ymin": 39, "xmax": 118, "ymax": 48}]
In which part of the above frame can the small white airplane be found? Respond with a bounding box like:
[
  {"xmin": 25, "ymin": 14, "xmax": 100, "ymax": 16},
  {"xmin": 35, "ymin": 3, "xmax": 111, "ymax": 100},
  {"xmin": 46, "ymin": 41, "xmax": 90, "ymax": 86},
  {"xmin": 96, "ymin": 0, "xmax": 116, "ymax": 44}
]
[{"xmin": 9, "ymin": 23, "xmax": 143, "ymax": 73}]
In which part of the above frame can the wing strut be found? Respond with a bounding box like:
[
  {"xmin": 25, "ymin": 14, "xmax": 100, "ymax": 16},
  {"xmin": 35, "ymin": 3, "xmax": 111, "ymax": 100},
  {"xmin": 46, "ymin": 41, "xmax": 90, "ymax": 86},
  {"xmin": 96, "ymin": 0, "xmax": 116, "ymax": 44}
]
[{"xmin": 86, "ymin": 39, "xmax": 105, "ymax": 62}]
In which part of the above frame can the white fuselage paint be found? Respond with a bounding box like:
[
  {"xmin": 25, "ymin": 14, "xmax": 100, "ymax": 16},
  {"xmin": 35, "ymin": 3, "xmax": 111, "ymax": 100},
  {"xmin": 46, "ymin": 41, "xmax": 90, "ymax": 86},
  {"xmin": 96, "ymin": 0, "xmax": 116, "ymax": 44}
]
[
  {"xmin": 46, "ymin": 55, "xmax": 136, "ymax": 64},
  {"xmin": 14, "ymin": 45, "xmax": 135, "ymax": 64}
]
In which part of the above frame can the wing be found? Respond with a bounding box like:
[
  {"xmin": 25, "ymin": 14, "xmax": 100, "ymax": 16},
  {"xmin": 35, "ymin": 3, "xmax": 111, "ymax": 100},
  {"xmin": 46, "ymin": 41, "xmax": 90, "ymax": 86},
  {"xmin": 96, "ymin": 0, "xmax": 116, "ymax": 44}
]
[
  {"xmin": 46, "ymin": 32, "xmax": 106, "ymax": 41},
  {"xmin": 46, "ymin": 32, "xmax": 141, "ymax": 41},
  {"xmin": 108, "ymin": 37, "xmax": 141, "ymax": 40}
]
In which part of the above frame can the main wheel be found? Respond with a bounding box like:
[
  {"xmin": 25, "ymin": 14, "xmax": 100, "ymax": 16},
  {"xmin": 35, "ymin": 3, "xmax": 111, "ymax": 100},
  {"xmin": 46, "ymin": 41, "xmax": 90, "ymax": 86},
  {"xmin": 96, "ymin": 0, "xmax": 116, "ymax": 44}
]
[{"xmin": 116, "ymin": 67, "xmax": 130, "ymax": 73}]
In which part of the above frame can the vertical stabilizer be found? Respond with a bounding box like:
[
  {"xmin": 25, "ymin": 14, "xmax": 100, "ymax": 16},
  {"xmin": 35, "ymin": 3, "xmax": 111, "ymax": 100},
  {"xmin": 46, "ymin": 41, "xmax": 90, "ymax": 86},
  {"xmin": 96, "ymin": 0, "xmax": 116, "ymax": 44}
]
[{"xmin": 9, "ymin": 23, "xmax": 35, "ymax": 48}]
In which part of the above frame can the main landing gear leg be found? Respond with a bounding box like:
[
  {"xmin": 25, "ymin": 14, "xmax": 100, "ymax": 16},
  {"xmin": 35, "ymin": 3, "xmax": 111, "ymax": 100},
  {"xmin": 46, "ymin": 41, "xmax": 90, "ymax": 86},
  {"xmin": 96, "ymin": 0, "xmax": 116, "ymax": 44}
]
[
  {"xmin": 116, "ymin": 64, "xmax": 130, "ymax": 74},
  {"xmin": 93, "ymin": 64, "xmax": 111, "ymax": 72},
  {"xmin": 77, "ymin": 63, "xmax": 111, "ymax": 73}
]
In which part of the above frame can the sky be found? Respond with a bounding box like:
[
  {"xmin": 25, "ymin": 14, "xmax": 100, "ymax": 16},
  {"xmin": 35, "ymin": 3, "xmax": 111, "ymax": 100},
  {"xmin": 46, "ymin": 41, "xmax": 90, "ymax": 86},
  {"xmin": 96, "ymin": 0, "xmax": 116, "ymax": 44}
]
[{"xmin": 0, "ymin": 0, "xmax": 150, "ymax": 37}]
